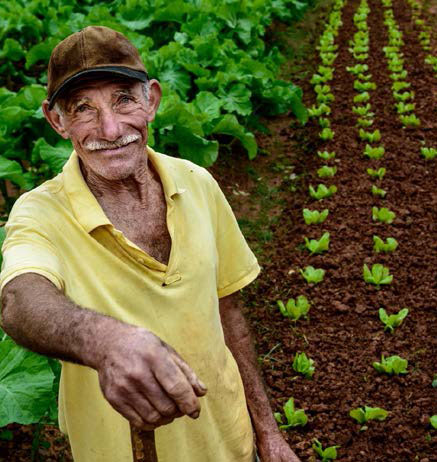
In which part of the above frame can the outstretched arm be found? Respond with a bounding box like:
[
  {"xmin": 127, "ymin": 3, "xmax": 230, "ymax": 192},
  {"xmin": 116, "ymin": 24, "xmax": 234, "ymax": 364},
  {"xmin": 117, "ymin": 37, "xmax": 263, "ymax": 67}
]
[
  {"xmin": 219, "ymin": 292, "xmax": 301, "ymax": 462},
  {"xmin": 1, "ymin": 273, "xmax": 206, "ymax": 429}
]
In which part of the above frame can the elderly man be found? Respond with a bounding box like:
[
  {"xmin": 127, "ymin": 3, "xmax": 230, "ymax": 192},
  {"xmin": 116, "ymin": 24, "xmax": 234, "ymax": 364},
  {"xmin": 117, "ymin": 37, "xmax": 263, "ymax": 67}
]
[{"xmin": 0, "ymin": 26, "xmax": 300, "ymax": 462}]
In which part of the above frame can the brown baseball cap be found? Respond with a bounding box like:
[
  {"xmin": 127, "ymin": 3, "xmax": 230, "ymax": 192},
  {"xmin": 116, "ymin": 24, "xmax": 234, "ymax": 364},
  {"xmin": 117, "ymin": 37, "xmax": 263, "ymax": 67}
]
[{"xmin": 47, "ymin": 26, "xmax": 148, "ymax": 109}]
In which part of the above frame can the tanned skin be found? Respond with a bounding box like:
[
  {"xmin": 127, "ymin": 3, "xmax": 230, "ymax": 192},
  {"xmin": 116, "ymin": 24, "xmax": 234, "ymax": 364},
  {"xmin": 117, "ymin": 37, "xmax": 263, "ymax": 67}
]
[{"xmin": 1, "ymin": 76, "xmax": 301, "ymax": 461}]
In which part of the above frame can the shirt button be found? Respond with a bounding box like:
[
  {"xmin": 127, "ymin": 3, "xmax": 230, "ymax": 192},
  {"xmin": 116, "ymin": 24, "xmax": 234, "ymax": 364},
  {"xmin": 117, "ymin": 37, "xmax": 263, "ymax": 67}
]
[{"xmin": 138, "ymin": 258, "xmax": 145, "ymax": 264}]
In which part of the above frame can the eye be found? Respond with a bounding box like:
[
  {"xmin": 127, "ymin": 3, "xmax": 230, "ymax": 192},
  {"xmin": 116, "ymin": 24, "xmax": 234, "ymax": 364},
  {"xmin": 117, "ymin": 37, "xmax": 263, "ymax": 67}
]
[
  {"xmin": 118, "ymin": 95, "xmax": 134, "ymax": 104},
  {"xmin": 75, "ymin": 104, "xmax": 90, "ymax": 113}
]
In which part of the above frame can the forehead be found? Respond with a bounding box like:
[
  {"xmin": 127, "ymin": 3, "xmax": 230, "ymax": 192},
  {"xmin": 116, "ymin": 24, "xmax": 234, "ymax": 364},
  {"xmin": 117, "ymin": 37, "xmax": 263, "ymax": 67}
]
[{"xmin": 64, "ymin": 77, "xmax": 142, "ymax": 102}]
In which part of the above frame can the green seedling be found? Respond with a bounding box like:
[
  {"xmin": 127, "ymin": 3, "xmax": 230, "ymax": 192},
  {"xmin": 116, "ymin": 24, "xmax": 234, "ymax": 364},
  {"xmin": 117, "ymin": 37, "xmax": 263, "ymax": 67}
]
[
  {"xmin": 393, "ymin": 90, "xmax": 414, "ymax": 102},
  {"xmin": 353, "ymin": 92, "xmax": 370, "ymax": 103},
  {"xmin": 312, "ymin": 439, "xmax": 340, "ymax": 462},
  {"xmin": 349, "ymin": 406, "xmax": 388, "ymax": 426},
  {"xmin": 304, "ymin": 232, "xmax": 330, "ymax": 255},
  {"xmin": 303, "ymin": 208, "xmax": 329, "ymax": 225},
  {"xmin": 277, "ymin": 296, "xmax": 310, "ymax": 321},
  {"xmin": 309, "ymin": 184, "xmax": 337, "ymax": 200},
  {"xmin": 392, "ymin": 81, "xmax": 410, "ymax": 92},
  {"xmin": 274, "ymin": 398, "xmax": 308, "ymax": 429},
  {"xmin": 400, "ymin": 114, "xmax": 420, "ymax": 127},
  {"xmin": 430, "ymin": 416, "xmax": 437, "ymax": 429},
  {"xmin": 354, "ymin": 81, "xmax": 376, "ymax": 92},
  {"xmin": 379, "ymin": 308, "xmax": 408, "ymax": 332},
  {"xmin": 317, "ymin": 166, "xmax": 337, "ymax": 178},
  {"xmin": 367, "ymin": 167, "xmax": 386, "ymax": 179},
  {"xmin": 373, "ymin": 236, "xmax": 398, "ymax": 253},
  {"xmin": 318, "ymin": 117, "xmax": 331, "ymax": 128},
  {"xmin": 319, "ymin": 128, "xmax": 334, "ymax": 141},
  {"xmin": 421, "ymin": 147, "xmax": 437, "ymax": 159},
  {"xmin": 357, "ymin": 118, "xmax": 373, "ymax": 128},
  {"xmin": 357, "ymin": 72, "xmax": 372, "ymax": 81},
  {"xmin": 317, "ymin": 92, "xmax": 335, "ymax": 104},
  {"xmin": 311, "ymin": 73, "xmax": 332, "ymax": 85},
  {"xmin": 300, "ymin": 266, "xmax": 325, "ymax": 284},
  {"xmin": 372, "ymin": 206, "xmax": 395, "ymax": 223},
  {"xmin": 347, "ymin": 63, "xmax": 369, "ymax": 75},
  {"xmin": 371, "ymin": 185, "xmax": 386, "ymax": 198},
  {"xmin": 308, "ymin": 103, "xmax": 331, "ymax": 118},
  {"xmin": 364, "ymin": 144, "xmax": 385, "ymax": 159},
  {"xmin": 352, "ymin": 104, "xmax": 372, "ymax": 117},
  {"xmin": 390, "ymin": 70, "xmax": 408, "ymax": 81},
  {"xmin": 293, "ymin": 352, "xmax": 315, "ymax": 378},
  {"xmin": 373, "ymin": 355, "xmax": 408, "ymax": 375},
  {"xmin": 363, "ymin": 263, "xmax": 393, "ymax": 287},
  {"xmin": 395, "ymin": 102, "xmax": 415, "ymax": 114},
  {"xmin": 317, "ymin": 151, "xmax": 336, "ymax": 160},
  {"xmin": 315, "ymin": 84, "xmax": 331, "ymax": 95},
  {"xmin": 359, "ymin": 129, "xmax": 381, "ymax": 143}
]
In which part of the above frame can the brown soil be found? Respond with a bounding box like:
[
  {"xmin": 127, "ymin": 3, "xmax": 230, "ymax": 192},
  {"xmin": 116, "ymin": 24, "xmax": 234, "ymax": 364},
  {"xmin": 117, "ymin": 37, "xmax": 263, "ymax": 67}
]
[{"xmin": 3, "ymin": 0, "xmax": 437, "ymax": 460}]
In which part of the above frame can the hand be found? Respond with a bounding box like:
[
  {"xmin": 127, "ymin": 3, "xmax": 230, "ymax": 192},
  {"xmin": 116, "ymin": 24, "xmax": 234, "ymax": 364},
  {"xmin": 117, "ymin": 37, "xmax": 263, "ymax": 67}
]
[
  {"xmin": 95, "ymin": 324, "xmax": 207, "ymax": 430},
  {"xmin": 257, "ymin": 431, "xmax": 301, "ymax": 462}
]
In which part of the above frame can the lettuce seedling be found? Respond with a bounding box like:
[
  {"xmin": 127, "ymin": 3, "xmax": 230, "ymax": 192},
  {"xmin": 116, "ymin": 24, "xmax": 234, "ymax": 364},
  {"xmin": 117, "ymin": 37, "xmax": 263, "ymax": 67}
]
[
  {"xmin": 357, "ymin": 118, "xmax": 373, "ymax": 128},
  {"xmin": 309, "ymin": 184, "xmax": 337, "ymax": 200},
  {"xmin": 372, "ymin": 207, "xmax": 395, "ymax": 223},
  {"xmin": 379, "ymin": 308, "xmax": 408, "ymax": 332},
  {"xmin": 347, "ymin": 63, "xmax": 369, "ymax": 75},
  {"xmin": 303, "ymin": 208, "xmax": 329, "ymax": 224},
  {"xmin": 393, "ymin": 91, "xmax": 414, "ymax": 102},
  {"xmin": 354, "ymin": 81, "xmax": 376, "ymax": 92},
  {"xmin": 367, "ymin": 167, "xmax": 386, "ymax": 179},
  {"xmin": 373, "ymin": 355, "xmax": 408, "ymax": 375},
  {"xmin": 395, "ymin": 102, "xmax": 415, "ymax": 114},
  {"xmin": 300, "ymin": 266, "xmax": 325, "ymax": 284},
  {"xmin": 371, "ymin": 185, "xmax": 386, "ymax": 198},
  {"xmin": 400, "ymin": 114, "xmax": 420, "ymax": 127},
  {"xmin": 363, "ymin": 263, "xmax": 393, "ymax": 287},
  {"xmin": 352, "ymin": 104, "xmax": 372, "ymax": 116},
  {"xmin": 364, "ymin": 144, "xmax": 385, "ymax": 159},
  {"xmin": 274, "ymin": 398, "xmax": 308, "ymax": 430},
  {"xmin": 359, "ymin": 129, "xmax": 381, "ymax": 143},
  {"xmin": 312, "ymin": 439, "xmax": 339, "ymax": 462},
  {"xmin": 354, "ymin": 92, "xmax": 370, "ymax": 103},
  {"xmin": 392, "ymin": 81, "xmax": 410, "ymax": 92},
  {"xmin": 373, "ymin": 236, "xmax": 398, "ymax": 253},
  {"xmin": 317, "ymin": 151, "xmax": 336, "ymax": 160},
  {"xmin": 430, "ymin": 416, "xmax": 437, "ymax": 429},
  {"xmin": 304, "ymin": 232, "xmax": 330, "ymax": 254},
  {"xmin": 421, "ymin": 147, "xmax": 437, "ymax": 159},
  {"xmin": 319, "ymin": 128, "xmax": 334, "ymax": 141},
  {"xmin": 317, "ymin": 166, "xmax": 337, "ymax": 178},
  {"xmin": 349, "ymin": 406, "xmax": 388, "ymax": 425},
  {"xmin": 277, "ymin": 296, "xmax": 310, "ymax": 321},
  {"xmin": 308, "ymin": 103, "xmax": 331, "ymax": 118},
  {"xmin": 390, "ymin": 70, "xmax": 408, "ymax": 81},
  {"xmin": 293, "ymin": 352, "xmax": 315, "ymax": 378},
  {"xmin": 317, "ymin": 92, "xmax": 335, "ymax": 104},
  {"xmin": 357, "ymin": 73, "xmax": 372, "ymax": 81},
  {"xmin": 318, "ymin": 117, "xmax": 331, "ymax": 128},
  {"xmin": 315, "ymin": 84, "xmax": 331, "ymax": 95}
]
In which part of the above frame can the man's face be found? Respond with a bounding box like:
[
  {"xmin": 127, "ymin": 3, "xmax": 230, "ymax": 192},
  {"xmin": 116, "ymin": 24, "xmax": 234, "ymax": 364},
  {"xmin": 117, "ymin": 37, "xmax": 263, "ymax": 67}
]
[{"xmin": 44, "ymin": 77, "xmax": 161, "ymax": 181}]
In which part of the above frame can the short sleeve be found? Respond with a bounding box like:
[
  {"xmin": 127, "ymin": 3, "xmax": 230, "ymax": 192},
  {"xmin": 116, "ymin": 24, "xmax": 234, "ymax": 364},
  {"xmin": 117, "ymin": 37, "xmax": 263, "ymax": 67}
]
[
  {"xmin": 211, "ymin": 178, "xmax": 260, "ymax": 298},
  {"xmin": 0, "ymin": 210, "xmax": 65, "ymax": 294}
]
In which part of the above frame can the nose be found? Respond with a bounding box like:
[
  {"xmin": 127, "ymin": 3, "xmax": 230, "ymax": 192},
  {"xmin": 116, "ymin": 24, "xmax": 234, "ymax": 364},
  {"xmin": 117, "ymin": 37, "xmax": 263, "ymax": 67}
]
[{"xmin": 97, "ymin": 106, "xmax": 123, "ymax": 141}]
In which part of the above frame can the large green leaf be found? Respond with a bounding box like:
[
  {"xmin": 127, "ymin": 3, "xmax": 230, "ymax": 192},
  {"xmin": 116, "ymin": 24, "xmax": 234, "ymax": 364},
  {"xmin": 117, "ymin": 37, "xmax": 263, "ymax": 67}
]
[
  {"xmin": 25, "ymin": 37, "xmax": 59, "ymax": 70},
  {"xmin": 0, "ymin": 156, "xmax": 28, "ymax": 189},
  {"xmin": 0, "ymin": 38, "xmax": 25, "ymax": 62},
  {"xmin": 32, "ymin": 138, "xmax": 72, "ymax": 174},
  {"xmin": 0, "ymin": 339, "xmax": 55, "ymax": 427},
  {"xmin": 219, "ymin": 83, "xmax": 252, "ymax": 116},
  {"xmin": 0, "ymin": 107, "xmax": 33, "ymax": 134}
]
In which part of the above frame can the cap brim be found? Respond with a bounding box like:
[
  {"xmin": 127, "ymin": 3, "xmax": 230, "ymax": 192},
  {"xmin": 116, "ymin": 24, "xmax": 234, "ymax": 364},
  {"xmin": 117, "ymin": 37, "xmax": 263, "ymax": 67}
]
[{"xmin": 48, "ymin": 66, "xmax": 148, "ymax": 109}]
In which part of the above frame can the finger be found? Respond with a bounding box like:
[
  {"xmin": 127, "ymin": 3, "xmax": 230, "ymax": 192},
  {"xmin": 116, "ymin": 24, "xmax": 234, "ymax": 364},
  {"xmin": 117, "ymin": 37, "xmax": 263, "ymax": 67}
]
[
  {"xmin": 152, "ymin": 356, "xmax": 201, "ymax": 417},
  {"xmin": 110, "ymin": 398, "xmax": 146, "ymax": 429},
  {"xmin": 171, "ymin": 353, "xmax": 208, "ymax": 398}
]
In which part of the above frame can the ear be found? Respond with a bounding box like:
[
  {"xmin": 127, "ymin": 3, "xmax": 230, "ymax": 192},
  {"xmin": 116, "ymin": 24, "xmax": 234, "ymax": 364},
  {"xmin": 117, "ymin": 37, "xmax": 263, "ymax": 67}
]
[
  {"xmin": 144, "ymin": 79, "xmax": 162, "ymax": 123},
  {"xmin": 42, "ymin": 100, "xmax": 70, "ymax": 139}
]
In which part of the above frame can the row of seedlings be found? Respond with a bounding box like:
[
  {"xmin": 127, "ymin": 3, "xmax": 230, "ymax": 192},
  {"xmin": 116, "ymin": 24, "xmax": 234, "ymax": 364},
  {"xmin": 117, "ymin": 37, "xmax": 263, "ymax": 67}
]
[{"xmin": 275, "ymin": 0, "xmax": 348, "ymax": 458}]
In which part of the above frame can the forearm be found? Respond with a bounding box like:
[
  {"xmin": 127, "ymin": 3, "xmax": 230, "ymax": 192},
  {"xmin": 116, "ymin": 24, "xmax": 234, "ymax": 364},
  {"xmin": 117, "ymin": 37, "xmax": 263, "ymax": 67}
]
[
  {"xmin": 219, "ymin": 294, "xmax": 278, "ymax": 439},
  {"xmin": 1, "ymin": 272, "xmax": 125, "ymax": 369}
]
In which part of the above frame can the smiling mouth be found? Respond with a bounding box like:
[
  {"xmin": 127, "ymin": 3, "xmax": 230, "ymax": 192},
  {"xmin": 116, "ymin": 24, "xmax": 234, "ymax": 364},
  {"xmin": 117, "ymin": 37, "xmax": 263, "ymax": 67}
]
[{"xmin": 93, "ymin": 139, "xmax": 138, "ymax": 153}]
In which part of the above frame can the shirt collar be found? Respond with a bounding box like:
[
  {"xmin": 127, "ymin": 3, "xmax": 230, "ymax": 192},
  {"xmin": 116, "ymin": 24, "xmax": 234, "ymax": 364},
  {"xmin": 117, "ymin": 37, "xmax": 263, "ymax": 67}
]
[{"xmin": 62, "ymin": 145, "xmax": 185, "ymax": 234}]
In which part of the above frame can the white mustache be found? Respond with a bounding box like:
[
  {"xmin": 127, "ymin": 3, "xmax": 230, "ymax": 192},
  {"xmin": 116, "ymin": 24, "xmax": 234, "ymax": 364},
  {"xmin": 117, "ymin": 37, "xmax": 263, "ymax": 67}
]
[{"xmin": 85, "ymin": 134, "xmax": 140, "ymax": 151}]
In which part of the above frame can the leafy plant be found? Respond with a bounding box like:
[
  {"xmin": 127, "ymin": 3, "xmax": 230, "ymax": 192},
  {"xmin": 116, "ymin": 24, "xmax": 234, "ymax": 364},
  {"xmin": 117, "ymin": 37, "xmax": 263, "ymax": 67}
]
[
  {"xmin": 319, "ymin": 127, "xmax": 335, "ymax": 141},
  {"xmin": 303, "ymin": 208, "xmax": 329, "ymax": 225},
  {"xmin": 421, "ymin": 147, "xmax": 437, "ymax": 159},
  {"xmin": 318, "ymin": 117, "xmax": 331, "ymax": 128},
  {"xmin": 354, "ymin": 81, "xmax": 376, "ymax": 92},
  {"xmin": 400, "ymin": 114, "xmax": 420, "ymax": 127},
  {"xmin": 378, "ymin": 308, "xmax": 408, "ymax": 332},
  {"xmin": 300, "ymin": 266, "xmax": 325, "ymax": 284},
  {"xmin": 317, "ymin": 151, "xmax": 336, "ymax": 160},
  {"xmin": 353, "ymin": 92, "xmax": 370, "ymax": 103},
  {"xmin": 363, "ymin": 263, "xmax": 393, "ymax": 287},
  {"xmin": 357, "ymin": 118, "xmax": 373, "ymax": 128},
  {"xmin": 349, "ymin": 406, "xmax": 388, "ymax": 425},
  {"xmin": 304, "ymin": 232, "xmax": 330, "ymax": 254},
  {"xmin": 292, "ymin": 352, "xmax": 315, "ymax": 378},
  {"xmin": 364, "ymin": 144, "xmax": 385, "ymax": 159},
  {"xmin": 359, "ymin": 129, "xmax": 381, "ymax": 143},
  {"xmin": 317, "ymin": 166, "xmax": 337, "ymax": 178},
  {"xmin": 373, "ymin": 236, "xmax": 398, "ymax": 253},
  {"xmin": 367, "ymin": 167, "xmax": 386, "ymax": 179},
  {"xmin": 372, "ymin": 206, "xmax": 395, "ymax": 223},
  {"xmin": 274, "ymin": 398, "xmax": 308, "ymax": 429},
  {"xmin": 277, "ymin": 296, "xmax": 310, "ymax": 322},
  {"xmin": 352, "ymin": 104, "xmax": 373, "ymax": 117},
  {"xmin": 393, "ymin": 91, "xmax": 414, "ymax": 102},
  {"xmin": 373, "ymin": 355, "xmax": 408, "ymax": 375},
  {"xmin": 371, "ymin": 185, "xmax": 386, "ymax": 197},
  {"xmin": 392, "ymin": 81, "xmax": 410, "ymax": 92},
  {"xmin": 312, "ymin": 439, "xmax": 340, "ymax": 462},
  {"xmin": 395, "ymin": 102, "xmax": 415, "ymax": 114},
  {"xmin": 309, "ymin": 184, "xmax": 337, "ymax": 200}
]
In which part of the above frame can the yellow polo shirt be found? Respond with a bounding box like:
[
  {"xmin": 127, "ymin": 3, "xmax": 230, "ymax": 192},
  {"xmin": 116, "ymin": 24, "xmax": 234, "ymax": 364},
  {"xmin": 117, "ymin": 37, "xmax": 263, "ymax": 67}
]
[{"xmin": 0, "ymin": 147, "xmax": 260, "ymax": 462}]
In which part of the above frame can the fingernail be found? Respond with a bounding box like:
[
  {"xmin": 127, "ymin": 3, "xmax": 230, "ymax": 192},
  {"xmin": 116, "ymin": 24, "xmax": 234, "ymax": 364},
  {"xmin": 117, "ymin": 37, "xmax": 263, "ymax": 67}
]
[{"xmin": 199, "ymin": 380, "xmax": 207, "ymax": 390}]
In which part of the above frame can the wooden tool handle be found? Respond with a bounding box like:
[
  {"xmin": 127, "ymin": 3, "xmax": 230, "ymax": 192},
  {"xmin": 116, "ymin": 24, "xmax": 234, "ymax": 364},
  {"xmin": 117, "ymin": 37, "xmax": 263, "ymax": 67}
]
[{"xmin": 131, "ymin": 426, "xmax": 158, "ymax": 462}]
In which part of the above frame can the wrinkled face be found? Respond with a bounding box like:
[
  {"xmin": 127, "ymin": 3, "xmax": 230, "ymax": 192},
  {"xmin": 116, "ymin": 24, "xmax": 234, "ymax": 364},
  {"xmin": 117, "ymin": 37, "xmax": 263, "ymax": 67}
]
[{"xmin": 44, "ymin": 77, "xmax": 160, "ymax": 181}]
